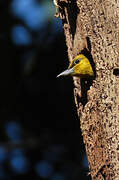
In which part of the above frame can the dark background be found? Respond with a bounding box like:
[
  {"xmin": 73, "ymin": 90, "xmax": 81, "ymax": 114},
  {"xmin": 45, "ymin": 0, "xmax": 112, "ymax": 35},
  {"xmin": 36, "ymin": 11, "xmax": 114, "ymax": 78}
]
[{"xmin": 0, "ymin": 0, "xmax": 90, "ymax": 179}]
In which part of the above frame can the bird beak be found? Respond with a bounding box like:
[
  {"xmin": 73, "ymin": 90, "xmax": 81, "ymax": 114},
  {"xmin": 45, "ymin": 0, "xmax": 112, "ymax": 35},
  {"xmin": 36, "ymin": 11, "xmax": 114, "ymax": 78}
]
[{"xmin": 57, "ymin": 67, "xmax": 74, "ymax": 78}]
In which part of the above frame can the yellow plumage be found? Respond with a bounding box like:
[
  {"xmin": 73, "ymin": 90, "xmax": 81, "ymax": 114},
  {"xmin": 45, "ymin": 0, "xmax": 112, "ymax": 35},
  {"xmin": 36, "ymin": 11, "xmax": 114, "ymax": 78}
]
[{"xmin": 57, "ymin": 54, "xmax": 94, "ymax": 78}]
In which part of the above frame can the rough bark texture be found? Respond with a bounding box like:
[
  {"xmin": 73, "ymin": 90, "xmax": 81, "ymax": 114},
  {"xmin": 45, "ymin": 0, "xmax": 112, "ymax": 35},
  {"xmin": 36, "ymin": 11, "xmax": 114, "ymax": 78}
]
[{"xmin": 57, "ymin": 0, "xmax": 119, "ymax": 179}]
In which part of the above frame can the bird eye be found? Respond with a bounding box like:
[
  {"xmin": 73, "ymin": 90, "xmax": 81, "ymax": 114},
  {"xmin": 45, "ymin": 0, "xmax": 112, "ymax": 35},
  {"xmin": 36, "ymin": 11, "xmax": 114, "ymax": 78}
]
[{"xmin": 74, "ymin": 59, "xmax": 80, "ymax": 64}]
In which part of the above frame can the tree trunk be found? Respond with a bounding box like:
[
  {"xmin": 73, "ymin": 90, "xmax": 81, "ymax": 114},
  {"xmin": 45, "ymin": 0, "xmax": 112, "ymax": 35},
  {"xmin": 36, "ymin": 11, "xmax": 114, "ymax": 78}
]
[{"xmin": 57, "ymin": 0, "xmax": 119, "ymax": 179}]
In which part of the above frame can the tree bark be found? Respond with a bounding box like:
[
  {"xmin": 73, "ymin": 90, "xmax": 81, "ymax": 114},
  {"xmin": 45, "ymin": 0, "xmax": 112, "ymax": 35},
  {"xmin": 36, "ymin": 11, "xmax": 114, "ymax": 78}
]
[{"xmin": 57, "ymin": 0, "xmax": 119, "ymax": 179}]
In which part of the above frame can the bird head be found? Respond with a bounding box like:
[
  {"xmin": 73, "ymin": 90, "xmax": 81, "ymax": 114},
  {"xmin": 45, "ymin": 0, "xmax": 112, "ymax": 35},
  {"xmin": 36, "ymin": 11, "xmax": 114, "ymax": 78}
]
[{"xmin": 57, "ymin": 54, "xmax": 94, "ymax": 78}]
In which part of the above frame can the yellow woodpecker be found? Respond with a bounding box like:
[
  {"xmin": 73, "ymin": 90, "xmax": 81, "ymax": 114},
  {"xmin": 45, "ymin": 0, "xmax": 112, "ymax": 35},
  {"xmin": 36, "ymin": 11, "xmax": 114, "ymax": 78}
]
[{"xmin": 57, "ymin": 54, "xmax": 94, "ymax": 78}]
